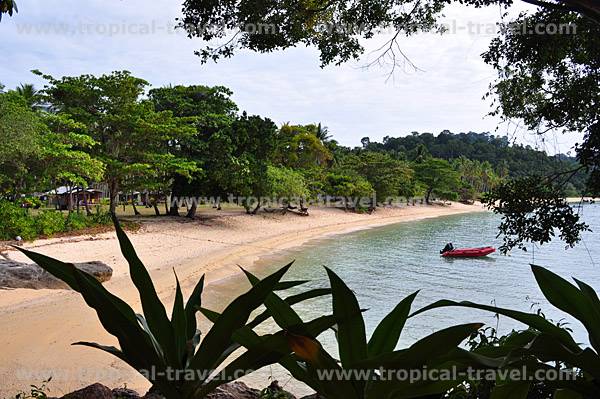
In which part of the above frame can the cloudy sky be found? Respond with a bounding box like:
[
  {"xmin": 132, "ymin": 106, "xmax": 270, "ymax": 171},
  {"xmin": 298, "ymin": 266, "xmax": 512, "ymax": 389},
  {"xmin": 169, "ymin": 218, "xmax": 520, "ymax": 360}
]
[{"xmin": 0, "ymin": 0, "xmax": 578, "ymax": 154}]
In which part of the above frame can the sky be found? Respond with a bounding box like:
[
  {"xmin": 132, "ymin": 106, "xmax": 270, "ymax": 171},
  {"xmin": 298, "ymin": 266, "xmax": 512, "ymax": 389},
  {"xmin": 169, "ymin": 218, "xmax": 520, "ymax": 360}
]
[{"xmin": 0, "ymin": 0, "xmax": 580, "ymax": 155}]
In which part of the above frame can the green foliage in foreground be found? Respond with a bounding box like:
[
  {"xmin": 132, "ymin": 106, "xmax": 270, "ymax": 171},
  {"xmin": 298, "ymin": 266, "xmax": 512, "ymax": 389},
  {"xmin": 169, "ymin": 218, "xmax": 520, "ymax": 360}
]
[
  {"xmin": 415, "ymin": 264, "xmax": 600, "ymax": 398},
  {"xmin": 17, "ymin": 218, "xmax": 334, "ymax": 399},
  {"xmin": 225, "ymin": 268, "xmax": 494, "ymax": 399},
  {"xmin": 0, "ymin": 201, "xmax": 112, "ymax": 241}
]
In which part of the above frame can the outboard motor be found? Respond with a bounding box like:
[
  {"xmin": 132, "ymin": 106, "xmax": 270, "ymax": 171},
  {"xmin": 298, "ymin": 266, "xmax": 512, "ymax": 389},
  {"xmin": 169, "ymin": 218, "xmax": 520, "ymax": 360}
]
[{"xmin": 440, "ymin": 242, "xmax": 454, "ymax": 254}]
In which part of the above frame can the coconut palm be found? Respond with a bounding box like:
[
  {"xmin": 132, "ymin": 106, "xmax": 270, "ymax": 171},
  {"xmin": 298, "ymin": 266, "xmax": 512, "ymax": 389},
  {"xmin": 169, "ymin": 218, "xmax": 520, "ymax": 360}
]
[
  {"xmin": 0, "ymin": 0, "xmax": 17, "ymax": 21},
  {"xmin": 16, "ymin": 83, "xmax": 43, "ymax": 110},
  {"xmin": 315, "ymin": 122, "xmax": 332, "ymax": 143}
]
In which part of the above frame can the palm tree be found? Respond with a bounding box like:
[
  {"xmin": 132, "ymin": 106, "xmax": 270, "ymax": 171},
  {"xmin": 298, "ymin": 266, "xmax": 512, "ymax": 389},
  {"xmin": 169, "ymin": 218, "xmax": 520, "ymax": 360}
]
[
  {"xmin": 16, "ymin": 83, "xmax": 42, "ymax": 110},
  {"xmin": 0, "ymin": 0, "xmax": 18, "ymax": 21},
  {"xmin": 315, "ymin": 123, "xmax": 332, "ymax": 143}
]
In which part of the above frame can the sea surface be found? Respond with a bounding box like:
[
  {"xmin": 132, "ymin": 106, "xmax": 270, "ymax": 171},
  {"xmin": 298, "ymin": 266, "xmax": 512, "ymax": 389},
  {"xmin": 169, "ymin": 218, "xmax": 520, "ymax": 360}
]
[{"xmin": 205, "ymin": 203, "xmax": 600, "ymax": 392}]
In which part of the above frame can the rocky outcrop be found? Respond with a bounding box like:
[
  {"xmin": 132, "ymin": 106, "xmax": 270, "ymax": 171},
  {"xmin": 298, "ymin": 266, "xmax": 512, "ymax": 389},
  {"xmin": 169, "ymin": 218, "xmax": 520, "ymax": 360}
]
[
  {"xmin": 60, "ymin": 383, "xmax": 113, "ymax": 399},
  {"xmin": 206, "ymin": 381, "xmax": 261, "ymax": 398},
  {"xmin": 48, "ymin": 381, "xmax": 293, "ymax": 399},
  {"xmin": 0, "ymin": 259, "xmax": 112, "ymax": 289}
]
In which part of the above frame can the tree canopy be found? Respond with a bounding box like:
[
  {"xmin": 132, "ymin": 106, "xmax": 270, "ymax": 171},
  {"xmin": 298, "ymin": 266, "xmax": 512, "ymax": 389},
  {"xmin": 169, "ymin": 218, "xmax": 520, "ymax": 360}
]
[{"xmin": 35, "ymin": 70, "xmax": 198, "ymax": 214}]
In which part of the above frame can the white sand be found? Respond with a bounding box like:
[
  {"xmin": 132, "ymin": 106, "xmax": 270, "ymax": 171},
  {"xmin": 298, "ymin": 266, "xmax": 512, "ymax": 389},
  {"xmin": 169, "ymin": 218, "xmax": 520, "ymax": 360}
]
[{"xmin": 0, "ymin": 203, "xmax": 486, "ymax": 396}]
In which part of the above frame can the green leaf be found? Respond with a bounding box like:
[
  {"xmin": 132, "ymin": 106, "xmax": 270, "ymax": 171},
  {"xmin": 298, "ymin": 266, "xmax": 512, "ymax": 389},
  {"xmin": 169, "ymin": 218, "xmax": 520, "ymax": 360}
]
[
  {"xmin": 187, "ymin": 262, "xmax": 293, "ymax": 374},
  {"xmin": 112, "ymin": 216, "xmax": 177, "ymax": 366},
  {"xmin": 490, "ymin": 382, "xmax": 530, "ymax": 399},
  {"xmin": 15, "ymin": 247, "xmax": 80, "ymax": 290},
  {"xmin": 525, "ymin": 333, "xmax": 600, "ymax": 379},
  {"xmin": 71, "ymin": 269, "xmax": 159, "ymax": 371},
  {"xmin": 411, "ymin": 299, "xmax": 581, "ymax": 353},
  {"xmin": 72, "ymin": 341, "xmax": 128, "ymax": 363},
  {"xmin": 325, "ymin": 267, "xmax": 368, "ymax": 368},
  {"xmin": 357, "ymin": 323, "xmax": 483, "ymax": 369},
  {"xmin": 241, "ymin": 268, "xmax": 303, "ymax": 328},
  {"xmin": 184, "ymin": 274, "xmax": 205, "ymax": 340},
  {"xmin": 172, "ymin": 271, "xmax": 187, "ymax": 366},
  {"xmin": 368, "ymin": 291, "xmax": 419, "ymax": 357},
  {"xmin": 531, "ymin": 265, "xmax": 600, "ymax": 353},
  {"xmin": 246, "ymin": 288, "xmax": 332, "ymax": 329}
]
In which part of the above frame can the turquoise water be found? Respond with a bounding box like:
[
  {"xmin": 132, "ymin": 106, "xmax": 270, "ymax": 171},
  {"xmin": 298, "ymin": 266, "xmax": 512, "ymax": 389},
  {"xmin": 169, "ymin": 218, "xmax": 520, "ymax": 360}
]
[{"xmin": 206, "ymin": 204, "xmax": 599, "ymax": 391}]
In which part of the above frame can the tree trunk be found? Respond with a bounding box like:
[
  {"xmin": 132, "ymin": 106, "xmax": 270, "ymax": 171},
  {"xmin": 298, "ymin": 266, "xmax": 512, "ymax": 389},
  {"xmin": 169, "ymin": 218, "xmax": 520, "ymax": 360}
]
[
  {"xmin": 168, "ymin": 178, "xmax": 183, "ymax": 216},
  {"xmin": 425, "ymin": 188, "xmax": 433, "ymax": 204},
  {"xmin": 168, "ymin": 193, "xmax": 179, "ymax": 216},
  {"xmin": 67, "ymin": 186, "xmax": 73, "ymax": 213},
  {"xmin": 109, "ymin": 179, "xmax": 119, "ymax": 216},
  {"xmin": 153, "ymin": 202, "xmax": 161, "ymax": 216},
  {"xmin": 186, "ymin": 202, "xmax": 197, "ymax": 219},
  {"xmin": 251, "ymin": 201, "xmax": 261, "ymax": 215},
  {"xmin": 132, "ymin": 192, "xmax": 141, "ymax": 216},
  {"xmin": 76, "ymin": 190, "xmax": 80, "ymax": 213},
  {"xmin": 84, "ymin": 191, "xmax": 92, "ymax": 216}
]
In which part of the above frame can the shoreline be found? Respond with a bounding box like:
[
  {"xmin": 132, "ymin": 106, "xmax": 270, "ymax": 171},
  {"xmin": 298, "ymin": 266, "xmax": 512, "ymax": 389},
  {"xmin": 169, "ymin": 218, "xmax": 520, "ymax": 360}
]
[{"xmin": 0, "ymin": 203, "xmax": 486, "ymax": 396}]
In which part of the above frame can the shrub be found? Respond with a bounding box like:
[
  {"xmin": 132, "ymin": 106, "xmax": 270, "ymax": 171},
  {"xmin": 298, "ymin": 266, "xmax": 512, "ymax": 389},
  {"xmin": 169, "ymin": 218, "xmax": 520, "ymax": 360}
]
[
  {"xmin": 415, "ymin": 265, "xmax": 600, "ymax": 397},
  {"xmin": 0, "ymin": 200, "xmax": 37, "ymax": 240},
  {"xmin": 15, "ymin": 219, "xmax": 333, "ymax": 399},
  {"xmin": 21, "ymin": 197, "xmax": 43, "ymax": 209},
  {"xmin": 34, "ymin": 211, "xmax": 66, "ymax": 237},
  {"xmin": 88, "ymin": 210, "xmax": 112, "ymax": 226},
  {"xmin": 64, "ymin": 212, "xmax": 89, "ymax": 231}
]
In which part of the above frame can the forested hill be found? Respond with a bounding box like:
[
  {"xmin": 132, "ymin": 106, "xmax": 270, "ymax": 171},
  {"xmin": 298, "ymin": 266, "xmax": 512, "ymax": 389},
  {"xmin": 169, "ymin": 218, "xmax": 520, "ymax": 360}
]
[{"xmin": 360, "ymin": 131, "xmax": 584, "ymax": 188}]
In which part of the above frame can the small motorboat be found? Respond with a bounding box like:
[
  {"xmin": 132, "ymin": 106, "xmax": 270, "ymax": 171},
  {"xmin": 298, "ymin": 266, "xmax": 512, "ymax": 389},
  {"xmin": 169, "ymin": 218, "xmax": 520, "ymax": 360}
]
[{"xmin": 441, "ymin": 246, "xmax": 496, "ymax": 258}]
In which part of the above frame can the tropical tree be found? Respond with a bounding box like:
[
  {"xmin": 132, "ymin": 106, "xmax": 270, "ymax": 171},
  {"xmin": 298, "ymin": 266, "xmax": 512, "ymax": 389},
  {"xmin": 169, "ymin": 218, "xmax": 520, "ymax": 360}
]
[
  {"xmin": 149, "ymin": 84, "xmax": 238, "ymax": 217},
  {"xmin": 481, "ymin": 8, "xmax": 600, "ymax": 251},
  {"xmin": 313, "ymin": 123, "xmax": 332, "ymax": 143},
  {"xmin": 0, "ymin": 0, "xmax": 17, "ymax": 21},
  {"xmin": 324, "ymin": 171, "xmax": 374, "ymax": 211},
  {"xmin": 274, "ymin": 124, "xmax": 333, "ymax": 169},
  {"xmin": 266, "ymin": 165, "xmax": 310, "ymax": 210},
  {"xmin": 0, "ymin": 91, "xmax": 43, "ymax": 197},
  {"xmin": 15, "ymin": 83, "xmax": 43, "ymax": 110},
  {"xmin": 35, "ymin": 71, "xmax": 197, "ymax": 215},
  {"xmin": 180, "ymin": 0, "xmax": 598, "ymax": 67},
  {"xmin": 227, "ymin": 113, "xmax": 279, "ymax": 213},
  {"xmin": 346, "ymin": 151, "xmax": 414, "ymax": 203},
  {"xmin": 413, "ymin": 158, "xmax": 460, "ymax": 203},
  {"xmin": 40, "ymin": 113, "xmax": 105, "ymax": 213}
]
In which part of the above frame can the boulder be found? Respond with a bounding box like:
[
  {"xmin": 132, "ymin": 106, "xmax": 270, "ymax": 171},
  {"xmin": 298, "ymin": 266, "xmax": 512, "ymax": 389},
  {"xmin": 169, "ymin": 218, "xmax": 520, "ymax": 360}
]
[
  {"xmin": 0, "ymin": 259, "xmax": 112, "ymax": 289},
  {"xmin": 112, "ymin": 387, "xmax": 141, "ymax": 398},
  {"xmin": 257, "ymin": 380, "xmax": 296, "ymax": 399},
  {"xmin": 205, "ymin": 382, "xmax": 260, "ymax": 399},
  {"xmin": 61, "ymin": 383, "xmax": 113, "ymax": 399}
]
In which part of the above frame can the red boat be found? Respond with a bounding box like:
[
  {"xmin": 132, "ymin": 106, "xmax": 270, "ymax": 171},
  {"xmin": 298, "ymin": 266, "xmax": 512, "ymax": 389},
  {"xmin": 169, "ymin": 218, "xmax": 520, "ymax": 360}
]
[{"xmin": 441, "ymin": 246, "xmax": 496, "ymax": 258}]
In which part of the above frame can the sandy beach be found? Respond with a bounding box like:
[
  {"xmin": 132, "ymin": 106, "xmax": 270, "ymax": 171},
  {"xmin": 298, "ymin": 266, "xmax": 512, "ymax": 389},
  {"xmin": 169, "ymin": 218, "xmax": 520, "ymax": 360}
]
[{"xmin": 0, "ymin": 203, "xmax": 486, "ymax": 397}]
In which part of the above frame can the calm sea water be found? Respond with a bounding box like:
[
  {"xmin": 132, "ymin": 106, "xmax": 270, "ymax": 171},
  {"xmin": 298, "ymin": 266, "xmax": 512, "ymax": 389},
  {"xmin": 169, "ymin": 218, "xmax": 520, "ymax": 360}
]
[{"xmin": 205, "ymin": 203, "xmax": 599, "ymax": 392}]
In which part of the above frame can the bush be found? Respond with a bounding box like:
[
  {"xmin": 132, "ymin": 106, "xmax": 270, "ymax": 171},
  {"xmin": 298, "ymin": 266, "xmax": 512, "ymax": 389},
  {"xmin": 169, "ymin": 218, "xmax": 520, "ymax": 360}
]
[
  {"xmin": 88, "ymin": 210, "xmax": 112, "ymax": 226},
  {"xmin": 34, "ymin": 211, "xmax": 66, "ymax": 237},
  {"xmin": 0, "ymin": 201, "xmax": 37, "ymax": 240},
  {"xmin": 64, "ymin": 212, "xmax": 89, "ymax": 231},
  {"xmin": 21, "ymin": 197, "xmax": 43, "ymax": 209}
]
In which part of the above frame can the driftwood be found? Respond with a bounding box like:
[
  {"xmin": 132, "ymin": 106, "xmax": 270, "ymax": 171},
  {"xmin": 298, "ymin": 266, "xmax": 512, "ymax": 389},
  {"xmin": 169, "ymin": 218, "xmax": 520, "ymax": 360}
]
[{"xmin": 263, "ymin": 206, "xmax": 309, "ymax": 216}]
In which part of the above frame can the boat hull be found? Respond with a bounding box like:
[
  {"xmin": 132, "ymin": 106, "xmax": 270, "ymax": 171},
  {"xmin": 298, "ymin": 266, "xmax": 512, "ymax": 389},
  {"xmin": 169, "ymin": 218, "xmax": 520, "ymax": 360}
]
[{"xmin": 442, "ymin": 247, "xmax": 496, "ymax": 258}]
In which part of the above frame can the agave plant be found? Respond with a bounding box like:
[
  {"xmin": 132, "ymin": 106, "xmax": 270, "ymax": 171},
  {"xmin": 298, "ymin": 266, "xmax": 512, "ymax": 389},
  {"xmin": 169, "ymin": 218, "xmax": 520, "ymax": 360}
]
[
  {"xmin": 205, "ymin": 267, "xmax": 509, "ymax": 399},
  {"xmin": 15, "ymin": 218, "xmax": 334, "ymax": 399},
  {"xmin": 414, "ymin": 264, "xmax": 600, "ymax": 398}
]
